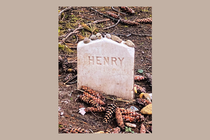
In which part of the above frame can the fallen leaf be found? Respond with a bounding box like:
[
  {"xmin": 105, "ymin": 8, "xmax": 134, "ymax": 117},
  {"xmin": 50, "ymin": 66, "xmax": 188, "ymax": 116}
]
[
  {"xmin": 138, "ymin": 69, "xmax": 143, "ymax": 73},
  {"xmin": 140, "ymin": 104, "xmax": 152, "ymax": 115}
]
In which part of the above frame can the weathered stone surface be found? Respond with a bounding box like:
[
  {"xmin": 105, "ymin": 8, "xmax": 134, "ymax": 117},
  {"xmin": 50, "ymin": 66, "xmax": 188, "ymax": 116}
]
[{"xmin": 77, "ymin": 37, "xmax": 135, "ymax": 99}]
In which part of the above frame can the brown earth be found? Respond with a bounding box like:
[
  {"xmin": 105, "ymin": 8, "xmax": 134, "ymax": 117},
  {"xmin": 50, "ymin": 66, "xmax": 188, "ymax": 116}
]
[{"xmin": 58, "ymin": 6, "xmax": 152, "ymax": 134}]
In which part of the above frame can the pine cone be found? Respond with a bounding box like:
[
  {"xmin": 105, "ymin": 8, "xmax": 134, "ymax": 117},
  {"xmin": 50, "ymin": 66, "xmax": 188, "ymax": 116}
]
[{"xmin": 136, "ymin": 18, "xmax": 152, "ymax": 23}]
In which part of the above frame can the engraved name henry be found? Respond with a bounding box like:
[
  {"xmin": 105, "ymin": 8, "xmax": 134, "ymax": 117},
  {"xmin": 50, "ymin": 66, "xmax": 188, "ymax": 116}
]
[{"xmin": 88, "ymin": 56, "xmax": 124, "ymax": 66}]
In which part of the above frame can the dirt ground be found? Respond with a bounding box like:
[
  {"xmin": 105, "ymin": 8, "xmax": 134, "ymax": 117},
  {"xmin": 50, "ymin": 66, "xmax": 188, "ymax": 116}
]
[{"xmin": 58, "ymin": 6, "xmax": 152, "ymax": 134}]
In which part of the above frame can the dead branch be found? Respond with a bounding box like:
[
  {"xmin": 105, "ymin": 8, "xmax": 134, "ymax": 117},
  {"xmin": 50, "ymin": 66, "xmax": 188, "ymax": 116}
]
[
  {"xmin": 65, "ymin": 80, "xmax": 77, "ymax": 85},
  {"xmin": 58, "ymin": 7, "xmax": 72, "ymax": 20},
  {"xmin": 93, "ymin": 19, "xmax": 110, "ymax": 24},
  {"xmin": 103, "ymin": 18, "xmax": 121, "ymax": 30},
  {"xmin": 60, "ymin": 26, "xmax": 83, "ymax": 44},
  {"xmin": 64, "ymin": 75, "xmax": 77, "ymax": 85}
]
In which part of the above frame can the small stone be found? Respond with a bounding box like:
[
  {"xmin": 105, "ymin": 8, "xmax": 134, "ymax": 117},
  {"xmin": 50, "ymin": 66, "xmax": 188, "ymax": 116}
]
[
  {"xmin": 125, "ymin": 123, "xmax": 136, "ymax": 128},
  {"xmin": 111, "ymin": 35, "xmax": 122, "ymax": 43},
  {"xmin": 140, "ymin": 104, "xmax": 152, "ymax": 115},
  {"xmin": 106, "ymin": 34, "xmax": 111, "ymax": 39},
  {"xmin": 83, "ymin": 37, "xmax": 90, "ymax": 44},
  {"xmin": 94, "ymin": 131, "xmax": 104, "ymax": 134},
  {"xmin": 124, "ymin": 40, "xmax": 135, "ymax": 47},
  {"xmin": 90, "ymin": 35, "xmax": 97, "ymax": 40},
  {"xmin": 96, "ymin": 33, "xmax": 102, "ymax": 39},
  {"xmin": 129, "ymin": 106, "xmax": 139, "ymax": 111},
  {"xmin": 149, "ymin": 93, "xmax": 152, "ymax": 100}
]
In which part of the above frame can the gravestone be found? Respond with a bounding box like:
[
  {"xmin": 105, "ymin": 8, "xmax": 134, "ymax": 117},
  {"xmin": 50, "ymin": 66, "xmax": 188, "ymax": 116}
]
[{"xmin": 77, "ymin": 35, "xmax": 135, "ymax": 99}]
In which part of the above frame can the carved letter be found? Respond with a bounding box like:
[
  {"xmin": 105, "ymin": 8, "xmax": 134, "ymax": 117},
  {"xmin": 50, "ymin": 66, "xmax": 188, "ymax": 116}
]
[
  {"xmin": 88, "ymin": 56, "xmax": 94, "ymax": 64},
  {"xmin": 96, "ymin": 56, "xmax": 102, "ymax": 65},
  {"xmin": 111, "ymin": 57, "xmax": 117, "ymax": 65},
  {"xmin": 104, "ymin": 57, "xmax": 109, "ymax": 65},
  {"xmin": 118, "ymin": 57, "xmax": 124, "ymax": 66}
]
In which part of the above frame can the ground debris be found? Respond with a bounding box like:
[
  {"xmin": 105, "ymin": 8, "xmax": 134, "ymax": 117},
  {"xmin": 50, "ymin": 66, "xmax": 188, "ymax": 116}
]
[{"xmin": 58, "ymin": 6, "xmax": 152, "ymax": 134}]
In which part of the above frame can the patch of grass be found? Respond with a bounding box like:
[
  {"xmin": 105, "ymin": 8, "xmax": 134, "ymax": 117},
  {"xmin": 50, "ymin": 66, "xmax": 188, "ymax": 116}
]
[
  {"xmin": 66, "ymin": 22, "xmax": 74, "ymax": 29},
  {"xmin": 59, "ymin": 20, "xmax": 65, "ymax": 24},
  {"xmin": 100, "ymin": 8, "xmax": 105, "ymax": 12},
  {"xmin": 58, "ymin": 26, "xmax": 63, "ymax": 30},
  {"xmin": 70, "ymin": 14, "xmax": 75, "ymax": 18},
  {"xmin": 58, "ymin": 30, "xmax": 65, "ymax": 36},
  {"xmin": 125, "ymin": 127, "xmax": 134, "ymax": 133},
  {"xmin": 81, "ymin": 29, "xmax": 85, "ymax": 36},
  {"xmin": 58, "ymin": 44, "xmax": 75, "ymax": 54}
]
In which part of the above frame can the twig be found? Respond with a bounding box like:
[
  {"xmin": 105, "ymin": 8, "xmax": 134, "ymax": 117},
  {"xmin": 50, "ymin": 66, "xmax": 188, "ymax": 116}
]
[
  {"xmin": 61, "ymin": 26, "xmax": 83, "ymax": 44},
  {"xmin": 58, "ymin": 7, "xmax": 72, "ymax": 20},
  {"xmin": 90, "ymin": 109, "xmax": 101, "ymax": 120},
  {"xmin": 145, "ymin": 121, "xmax": 152, "ymax": 125},
  {"xmin": 93, "ymin": 19, "xmax": 110, "ymax": 24},
  {"xmin": 64, "ymin": 75, "xmax": 77, "ymax": 85},
  {"xmin": 65, "ymin": 80, "xmax": 77, "ymax": 85},
  {"xmin": 111, "ymin": 6, "xmax": 127, "ymax": 15},
  {"xmin": 103, "ymin": 18, "xmax": 121, "ymax": 30},
  {"xmin": 61, "ymin": 13, "xmax": 66, "ymax": 21},
  {"xmin": 89, "ymin": 129, "xmax": 93, "ymax": 133}
]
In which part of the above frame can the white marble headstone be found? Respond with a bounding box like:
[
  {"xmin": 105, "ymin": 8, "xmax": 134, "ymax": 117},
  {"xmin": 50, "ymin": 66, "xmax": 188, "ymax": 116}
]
[{"xmin": 77, "ymin": 36, "xmax": 135, "ymax": 99}]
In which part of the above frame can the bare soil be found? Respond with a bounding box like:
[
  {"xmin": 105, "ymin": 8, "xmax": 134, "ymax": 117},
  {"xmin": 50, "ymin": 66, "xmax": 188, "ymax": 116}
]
[{"xmin": 58, "ymin": 6, "xmax": 152, "ymax": 134}]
